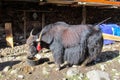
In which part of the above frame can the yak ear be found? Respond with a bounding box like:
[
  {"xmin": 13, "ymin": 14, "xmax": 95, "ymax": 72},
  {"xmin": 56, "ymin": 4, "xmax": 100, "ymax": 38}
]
[{"xmin": 41, "ymin": 33, "xmax": 53, "ymax": 44}]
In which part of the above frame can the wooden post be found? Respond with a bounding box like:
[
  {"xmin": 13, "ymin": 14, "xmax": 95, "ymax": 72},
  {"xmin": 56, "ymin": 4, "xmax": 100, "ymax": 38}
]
[
  {"xmin": 81, "ymin": 6, "xmax": 86, "ymax": 24},
  {"xmin": 5, "ymin": 23, "xmax": 14, "ymax": 48},
  {"xmin": 102, "ymin": 33, "xmax": 120, "ymax": 41},
  {"xmin": 42, "ymin": 12, "xmax": 45, "ymax": 28},
  {"xmin": 23, "ymin": 11, "xmax": 26, "ymax": 39},
  {"xmin": 0, "ymin": 1, "xmax": 1, "ymax": 15}
]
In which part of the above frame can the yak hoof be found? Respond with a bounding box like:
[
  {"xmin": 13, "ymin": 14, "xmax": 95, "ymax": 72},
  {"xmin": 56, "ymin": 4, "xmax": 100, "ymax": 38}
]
[
  {"xmin": 55, "ymin": 64, "xmax": 61, "ymax": 71},
  {"xmin": 72, "ymin": 65, "xmax": 77, "ymax": 68},
  {"xmin": 55, "ymin": 67, "xmax": 61, "ymax": 71},
  {"xmin": 80, "ymin": 64, "xmax": 85, "ymax": 67}
]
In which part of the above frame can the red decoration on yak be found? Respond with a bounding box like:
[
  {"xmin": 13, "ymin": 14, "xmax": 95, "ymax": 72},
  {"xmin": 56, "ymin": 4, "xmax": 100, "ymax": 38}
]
[{"xmin": 37, "ymin": 43, "xmax": 41, "ymax": 51}]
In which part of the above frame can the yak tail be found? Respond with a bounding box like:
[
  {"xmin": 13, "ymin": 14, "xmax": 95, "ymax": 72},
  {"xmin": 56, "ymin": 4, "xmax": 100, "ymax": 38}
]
[
  {"xmin": 96, "ymin": 17, "xmax": 111, "ymax": 26},
  {"xmin": 94, "ymin": 17, "xmax": 111, "ymax": 31}
]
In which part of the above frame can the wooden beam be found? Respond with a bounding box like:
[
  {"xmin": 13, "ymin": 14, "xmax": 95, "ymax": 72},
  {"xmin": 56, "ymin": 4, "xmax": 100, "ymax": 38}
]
[
  {"xmin": 3, "ymin": 0, "xmax": 40, "ymax": 2},
  {"xmin": 23, "ymin": 11, "xmax": 26, "ymax": 39},
  {"xmin": 42, "ymin": 13, "xmax": 45, "ymax": 28},
  {"xmin": 16, "ymin": 10, "xmax": 56, "ymax": 13},
  {"xmin": 47, "ymin": 0, "xmax": 76, "ymax": 5},
  {"xmin": 102, "ymin": 33, "xmax": 120, "ymax": 41}
]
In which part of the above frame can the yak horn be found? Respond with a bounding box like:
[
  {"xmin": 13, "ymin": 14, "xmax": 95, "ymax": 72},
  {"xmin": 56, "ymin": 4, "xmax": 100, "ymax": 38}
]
[
  {"xmin": 36, "ymin": 29, "xmax": 44, "ymax": 42},
  {"xmin": 30, "ymin": 29, "xmax": 34, "ymax": 36}
]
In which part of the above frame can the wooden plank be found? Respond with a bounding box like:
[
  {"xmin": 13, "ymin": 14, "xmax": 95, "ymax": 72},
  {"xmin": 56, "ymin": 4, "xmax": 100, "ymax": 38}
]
[
  {"xmin": 47, "ymin": 0, "xmax": 76, "ymax": 4},
  {"xmin": 3, "ymin": 0, "xmax": 39, "ymax": 2},
  {"xmin": 102, "ymin": 33, "xmax": 120, "ymax": 41},
  {"xmin": 5, "ymin": 23, "xmax": 14, "ymax": 48},
  {"xmin": 81, "ymin": 6, "xmax": 86, "ymax": 24},
  {"xmin": 23, "ymin": 11, "xmax": 26, "ymax": 39},
  {"xmin": 77, "ymin": 0, "xmax": 120, "ymax": 6}
]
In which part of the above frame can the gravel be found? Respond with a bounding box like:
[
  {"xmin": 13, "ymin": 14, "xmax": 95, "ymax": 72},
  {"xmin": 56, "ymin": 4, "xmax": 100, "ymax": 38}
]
[{"xmin": 0, "ymin": 42, "xmax": 119, "ymax": 80}]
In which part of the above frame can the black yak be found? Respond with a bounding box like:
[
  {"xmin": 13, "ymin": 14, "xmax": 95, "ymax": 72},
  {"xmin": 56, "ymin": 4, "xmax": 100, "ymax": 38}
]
[{"xmin": 26, "ymin": 21, "xmax": 103, "ymax": 70}]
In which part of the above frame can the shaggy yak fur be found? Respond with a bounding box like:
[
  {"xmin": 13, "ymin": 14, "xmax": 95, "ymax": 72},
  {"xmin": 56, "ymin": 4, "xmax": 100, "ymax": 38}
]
[
  {"xmin": 26, "ymin": 39, "xmax": 38, "ymax": 58},
  {"xmin": 26, "ymin": 29, "xmax": 39, "ymax": 58},
  {"xmin": 27, "ymin": 22, "xmax": 103, "ymax": 70}
]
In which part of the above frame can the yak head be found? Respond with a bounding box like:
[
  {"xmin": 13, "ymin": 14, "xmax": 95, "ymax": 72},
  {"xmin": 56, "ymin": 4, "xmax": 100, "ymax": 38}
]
[
  {"xmin": 26, "ymin": 29, "xmax": 42, "ymax": 52},
  {"xmin": 26, "ymin": 29, "xmax": 38, "ymax": 45}
]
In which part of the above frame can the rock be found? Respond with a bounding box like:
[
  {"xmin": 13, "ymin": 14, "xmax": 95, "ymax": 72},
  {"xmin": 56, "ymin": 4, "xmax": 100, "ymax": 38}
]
[
  {"xmin": 77, "ymin": 73, "xmax": 85, "ymax": 80},
  {"xmin": 49, "ymin": 64, "xmax": 55, "ymax": 68},
  {"xmin": 42, "ymin": 67, "xmax": 50, "ymax": 75},
  {"xmin": 18, "ymin": 75, "xmax": 24, "ymax": 79},
  {"xmin": 62, "ymin": 78, "xmax": 67, "ymax": 80},
  {"xmin": 72, "ymin": 65, "xmax": 78, "ymax": 68},
  {"xmin": 8, "ymin": 57, "xmax": 15, "ymax": 61},
  {"xmin": 66, "ymin": 68, "xmax": 79, "ymax": 77},
  {"xmin": 86, "ymin": 70, "xmax": 110, "ymax": 80},
  {"xmin": 16, "ymin": 56, "xmax": 21, "ymax": 60},
  {"xmin": 44, "ymin": 53, "xmax": 52, "ymax": 58},
  {"xmin": 22, "ymin": 66, "xmax": 34, "ymax": 74},
  {"xmin": 19, "ymin": 36, "xmax": 24, "ymax": 40},
  {"xmin": 118, "ymin": 59, "xmax": 120, "ymax": 63},
  {"xmin": 115, "ymin": 73, "xmax": 119, "ymax": 76},
  {"xmin": 35, "ymin": 54, "xmax": 41, "ymax": 59},
  {"xmin": 3, "ymin": 66, "xmax": 11, "ymax": 72},
  {"xmin": 41, "ymin": 48, "xmax": 50, "ymax": 53},
  {"xmin": 79, "ymin": 73, "xmax": 84, "ymax": 78},
  {"xmin": 10, "ymin": 69, "xmax": 18, "ymax": 74},
  {"xmin": 112, "ymin": 69, "xmax": 117, "ymax": 72},
  {"xmin": 113, "ymin": 75, "xmax": 120, "ymax": 80},
  {"xmin": 100, "ymin": 64, "xmax": 105, "ymax": 71},
  {"xmin": 0, "ymin": 72, "xmax": 3, "ymax": 78}
]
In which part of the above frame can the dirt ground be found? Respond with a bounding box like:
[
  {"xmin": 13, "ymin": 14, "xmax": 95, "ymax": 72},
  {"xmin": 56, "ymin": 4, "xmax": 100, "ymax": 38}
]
[{"xmin": 0, "ymin": 42, "xmax": 120, "ymax": 80}]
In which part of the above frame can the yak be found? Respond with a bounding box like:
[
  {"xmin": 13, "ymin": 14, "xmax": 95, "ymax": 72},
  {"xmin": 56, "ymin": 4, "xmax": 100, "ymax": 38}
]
[{"xmin": 26, "ymin": 21, "xmax": 103, "ymax": 70}]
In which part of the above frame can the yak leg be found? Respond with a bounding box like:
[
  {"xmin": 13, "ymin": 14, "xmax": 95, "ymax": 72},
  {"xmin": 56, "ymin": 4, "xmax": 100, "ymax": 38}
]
[
  {"xmin": 53, "ymin": 52, "xmax": 63, "ymax": 71},
  {"xmin": 51, "ymin": 52, "xmax": 62, "ymax": 71},
  {"xmin": 82, "ymin": 34, "xmax": 103, "ymax": 66},
  {"xmin": 81, "ymin": 44, "xmax": 102, "ymax": 67},
  {"xmin": 81, "ymin": 58, "xmax": 88, "ymax": 67},
  {"xmin": 50, "ymin": 41, "xmax": 64, "ymax": 71},
  {"xmin": 79, "ymin": 33, "xmax": 88, "ymax": 67},
  {"xmin": 81, "ymin": 55, "xmax": 96, "ymax": 67}
]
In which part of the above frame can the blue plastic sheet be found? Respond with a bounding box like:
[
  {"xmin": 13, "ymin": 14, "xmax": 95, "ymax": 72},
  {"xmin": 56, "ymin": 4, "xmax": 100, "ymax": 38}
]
[{"xmin": 99, "ymin": 24, "xmax": 120, "ymax": 45}]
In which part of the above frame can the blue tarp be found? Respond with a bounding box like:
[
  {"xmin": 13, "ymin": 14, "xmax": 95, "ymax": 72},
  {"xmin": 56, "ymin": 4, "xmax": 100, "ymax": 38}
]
[{"xmin": 99, "ymin": 24, "xmax": 120, "ymax": 45}]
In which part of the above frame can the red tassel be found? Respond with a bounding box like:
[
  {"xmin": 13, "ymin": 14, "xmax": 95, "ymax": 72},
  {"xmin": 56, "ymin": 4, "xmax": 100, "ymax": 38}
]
[{"xmin": 37, "ymin": 43, "xmax": 41, "ymax": 51}]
